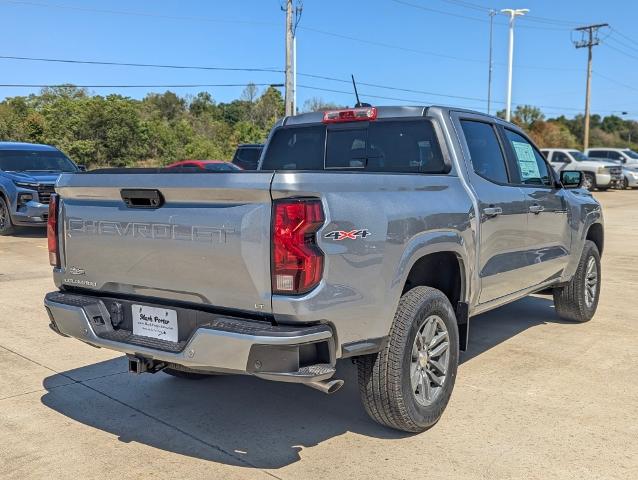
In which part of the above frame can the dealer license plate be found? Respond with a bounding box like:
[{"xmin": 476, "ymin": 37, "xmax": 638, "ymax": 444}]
[{"xmin": 132, "ymin": 304, "xmax": 178, "ymax": 343}]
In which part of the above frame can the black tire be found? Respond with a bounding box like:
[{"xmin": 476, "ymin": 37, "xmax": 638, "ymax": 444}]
[
  {"xmin": 583, "ymin": 173, "xmax": 595, "ymax": 191},
  {"xmin": 0, "ymin": 196, "xmax": 15, "ymax": 236},
  {"xmin": 356, "ymin": 286, "xmax": 459, "ymax": 433},
  {"xmin": 163, "ymin": 367, "xmax": 215, "ymax": 380},
  {"xmin": 623, "ymin": 177, "xmax": 630, "ymax": 190},
  {"xmin": 553, "ymin": 240, "xmax": 601, "ymax": 323}
]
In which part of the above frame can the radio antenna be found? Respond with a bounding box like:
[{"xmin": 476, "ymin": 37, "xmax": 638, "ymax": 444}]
[
  {"xmin": 351, "ymin": 74, "xmax": 362, "ymax": 107},
  {"xmin": 351, "ymin": 74, "xmax": 371, "ymax": 108}
]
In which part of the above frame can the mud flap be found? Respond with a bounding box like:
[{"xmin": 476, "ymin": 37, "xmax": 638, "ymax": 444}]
[{"xmin": 456, "ymin": 302, "xmax": 469, "ymax": 351}]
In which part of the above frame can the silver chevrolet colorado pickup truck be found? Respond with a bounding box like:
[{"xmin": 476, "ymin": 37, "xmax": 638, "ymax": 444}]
[{"xmin": 44, "ymin": 106, "xmax": 603, "ymax": 432}]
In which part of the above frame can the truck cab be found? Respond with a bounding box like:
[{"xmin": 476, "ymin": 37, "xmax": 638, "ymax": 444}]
[
  {"xmin": 585, "ymin": 148, "xmax": 638, "ymax": 189},
  {"xmin": 541, "ymin": 148, "xmax": 622, "ymax": 190}
]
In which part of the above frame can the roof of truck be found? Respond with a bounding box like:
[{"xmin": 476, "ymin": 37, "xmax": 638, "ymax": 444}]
[
  {"xmin": 0, "ymin": 141, "xmax": 59, "ymax": 151},
  {"xmin": 281, "ymin": 105, "xmax": 508, "ymax": 127}
]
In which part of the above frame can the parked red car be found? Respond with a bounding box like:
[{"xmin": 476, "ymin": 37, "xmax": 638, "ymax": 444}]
[{"xmin": 165, "ymin": 160, "xmax": 242, "ymax": 171}]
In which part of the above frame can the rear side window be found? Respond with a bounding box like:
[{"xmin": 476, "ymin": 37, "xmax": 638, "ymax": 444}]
[
  {"xmin": 262, "ymin": 126, "xmax": 325, "ymax": 170},
  {"xmin": 262, "ymin": 120, "xmax": 446, "ymax": 173},
  {"xmin": 232, "ymin": 147, "xmax": 262, "ymax": 170},
  {"xmin": 606, "ymin": 150, "xmax": 623, "ymax": 160},
  {"xmin": 460, "ymin": 120, "xmax": 509, "ymax": 184}
]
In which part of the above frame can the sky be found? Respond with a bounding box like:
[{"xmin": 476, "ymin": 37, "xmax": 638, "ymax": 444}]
[{"xmin": 1, "ymin": 0, "xmax": 637, "ymax": 119}]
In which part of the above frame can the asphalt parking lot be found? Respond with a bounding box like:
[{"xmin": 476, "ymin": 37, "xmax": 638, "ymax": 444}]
[{"xmin": 1, "ymin": 190, "xmax": 637, "ymax": 480}]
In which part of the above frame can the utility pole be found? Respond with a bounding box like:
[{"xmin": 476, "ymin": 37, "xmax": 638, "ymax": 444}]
[
  {"xmin": 293, "ymin": 35, "xmax": 297, "ymax": 115},
  {"xmin": 487, "ymin": 9, "xmax": 497, "ymax": 115},
  {"xmin": 284, "ymin": 0, "xmax": 294, "ymax": 116},
  {"xmin": 283, "ymin": 0, "xmax": 302, "ymax": 116},
  {"xmin": 501, "ymin": 8, "xmax": 529, "ymax": 122},
  {"xmin": 573, "ymin": 23, "xmax": 608, "ymax": 150}
]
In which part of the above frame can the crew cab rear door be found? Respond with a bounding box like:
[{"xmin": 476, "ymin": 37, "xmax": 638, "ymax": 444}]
[{"xmin": 452, "ymin": 113, "xmax": 531, "ymax": 304}]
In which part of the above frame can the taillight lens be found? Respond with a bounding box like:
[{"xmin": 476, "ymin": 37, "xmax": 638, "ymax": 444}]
[
  {"xmin": 272, "ymin": 199, "xmax": 325, "ymax": 295},
  {"xmin": 47, "ymin": 193, "xmax": 59, "ymax": 267}
]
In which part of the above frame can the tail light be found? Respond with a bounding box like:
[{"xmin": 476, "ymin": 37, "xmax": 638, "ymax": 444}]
[
  {"xmin": 47, "ymin": 193, "xmax": 60, "ymax": 267},
  {"xmin": 272, "ymin": 199, "xmax": 325, "ymax": 295},
  {"xmin": 323, "ymin": 107, "xmax": 377, "ymax": 123}
]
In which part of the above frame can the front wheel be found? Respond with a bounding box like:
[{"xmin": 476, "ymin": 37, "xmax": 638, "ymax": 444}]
[
  {"xmin": 623, "ymin": 177, "xmax": 630, "ymax": 190},
  {"xmin": 0, "ymin": 196, "xmax": 15, "ymax": 235},
  {"xmin": 582, "ymin": 173, "xmax": 595, "ymax": 191},
  {"xmin": 356, "ymin": 286, "xmax": 459, "ymax": 433},
  {"xmin": 553, "ymin": 240, "xmax": 601, "ymax": 323}
]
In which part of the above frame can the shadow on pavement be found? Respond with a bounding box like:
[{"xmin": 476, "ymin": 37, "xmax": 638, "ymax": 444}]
[
  {"xmin": 41, "ymin": 295, "xmax": 567, "ymax": 469},
  {"xmin": 12, "ymin": 227, "xmax": 47, "ymax": 238}
]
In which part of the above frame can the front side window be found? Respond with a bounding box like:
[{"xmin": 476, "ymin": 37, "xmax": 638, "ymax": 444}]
[
  {"xmin": 569, "ymin": 150, "xmax": 589, "ymax": 162},
  {"xmin": 606, "ymin": 150, "xmax": 623, "ymax": 160},
  {"xmin": 460, "ymin": 120, "xmax": 509, "ymax": 184},
  {"xmin": 552, "ymin": 151, "xmax": 570, "ymax": 163},
  {"xmin": 504, "ymin": 129, "xmax": 552, "ymax": 186}
]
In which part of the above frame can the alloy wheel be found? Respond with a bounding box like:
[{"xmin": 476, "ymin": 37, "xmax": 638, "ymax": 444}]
[
  {"xmin": 584, "ymin": 256, "xmax": 598, "ymax": 308},
  {"xmin": 410, "ymin": 315, "xmax": 450, "ymax": 406}
]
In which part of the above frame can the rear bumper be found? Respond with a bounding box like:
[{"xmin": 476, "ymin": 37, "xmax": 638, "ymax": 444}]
[{"xmin": 44, "ymin": 291, "xmax": 336, "ymax": 382}]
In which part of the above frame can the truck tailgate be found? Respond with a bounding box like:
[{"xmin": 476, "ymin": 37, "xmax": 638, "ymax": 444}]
[{"xmin": 55, "ymin": 172, "xmax": 274, "ymax": 314}]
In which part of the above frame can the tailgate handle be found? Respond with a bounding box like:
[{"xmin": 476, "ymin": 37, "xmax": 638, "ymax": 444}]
[{"xmin": 121, "ymin": 189, "xmax": 164, "ymax": 209}]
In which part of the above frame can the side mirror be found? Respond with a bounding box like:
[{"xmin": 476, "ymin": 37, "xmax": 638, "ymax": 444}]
[
  {"xmin": 77, "ymin": 165, "xmax": 87, "ymax": 172},
  {"xmin": 560, "ymin": 170, "xmax": 583, "ymax": 189}
]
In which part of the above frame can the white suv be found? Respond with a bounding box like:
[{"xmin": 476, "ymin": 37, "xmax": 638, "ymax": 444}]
[
  {"xmin": 541, "ymin": 148, "xmax": 623, "ymax": 190},
  {"xmin": 585, "ymin": 148, "xmax": 638, "ymax": 189}
]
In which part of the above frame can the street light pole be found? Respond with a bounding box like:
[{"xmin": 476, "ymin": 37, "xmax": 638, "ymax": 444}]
[
  {"xmin": 501, "ymin": 8, "xmax": 529, "ymax": 122},
  {"xmin": 487, "ymin": 9, "xmax": 496, "ymax": 115}
]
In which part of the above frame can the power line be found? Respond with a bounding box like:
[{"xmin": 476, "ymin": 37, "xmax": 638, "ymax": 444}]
[
  {"xmin": 2, "ymin": 2, "xmax": 579, "ymax": 71},
  {"xmin": 0, "ymin": 83, "xmax": 281, "ymax": 88},
  {"xmin": 391, "ymin": 0, "xmax": 571, "ymax": 31},
  {"xmin": 2, "ymin": 0, "xmax": 277, "ymax": 27},
  {"xmin": 603, "ymin": 41, "xmax": 638, "ymax": 61},
  {"xmin": 610, "ymin": 27, "xmax": 638, "ymax": 47},
  {"xmin": 593, "ymin": 71, "xmax": 638, "ymax": 93},
  {"xmin": 0, "ymin": 53, "xmax": 586, "ymax": 109},
  {"xmin": 0, "ymin": 55, "xmax": 284, "ymax": 73},
  {"xmin": 435, "ymin": 0, "xmax": 584, "ymax": 27}
]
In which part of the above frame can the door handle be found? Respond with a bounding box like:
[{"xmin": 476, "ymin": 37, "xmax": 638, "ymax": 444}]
[
  {"xmin": 483, "ymin": 206, "xmax": 503, "ymax": 217},
  {"xmin": 529, "ymin": 204, "xmax": 545, "ymax": 214}
]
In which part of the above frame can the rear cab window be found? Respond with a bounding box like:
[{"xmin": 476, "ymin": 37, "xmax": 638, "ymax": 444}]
[{"xmin": 261, "ymin": 119, "xmax": 447, "ymax": 174}]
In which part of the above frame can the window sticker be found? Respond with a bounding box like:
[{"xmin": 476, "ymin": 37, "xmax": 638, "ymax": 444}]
[{"xmin": 512, "ymin": 141, "xmax": 540, "ymax": 180}]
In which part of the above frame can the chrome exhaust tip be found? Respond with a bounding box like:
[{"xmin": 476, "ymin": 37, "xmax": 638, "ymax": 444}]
[{"xmin": 306, "ymin": 378, "xmax": 344, "ymax": 394}]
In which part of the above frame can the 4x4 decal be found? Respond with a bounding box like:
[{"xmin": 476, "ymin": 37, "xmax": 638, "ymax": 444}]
[{"xmin": 324, "ymin": 229, "xmax": 371, "ymax": 241}]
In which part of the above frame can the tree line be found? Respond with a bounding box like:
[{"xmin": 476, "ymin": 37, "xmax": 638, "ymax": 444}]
[
  {"xmin": 0, "ymin": 85, "xmax": 636, "ymax": 168},
  {"xmin": 498, "ymin": 105, "xmax": 638, "ymax": 151}
]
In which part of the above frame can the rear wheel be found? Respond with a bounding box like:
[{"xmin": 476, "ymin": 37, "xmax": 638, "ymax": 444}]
[
  {"xmin": 553, "ymin": 240, "xmax": 601, "ymax": 323},
  {"xmin": 582, "ymin": 173, "xmax": 595, "ymax": 191},
  {"xmin": 356, "ymin": 286, "xmax": 459, "ymax": 432},
  {"xmin": 0, "ymin": 196, "xmax": 15, "ymax": 235}
]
